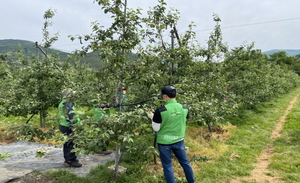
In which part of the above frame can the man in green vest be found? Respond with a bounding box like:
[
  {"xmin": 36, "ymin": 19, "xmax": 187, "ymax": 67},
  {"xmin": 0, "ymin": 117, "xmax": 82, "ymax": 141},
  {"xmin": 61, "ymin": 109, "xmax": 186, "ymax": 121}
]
[
  {"xmin": 147, "ymin": 86, "xmax": 194, "ymax": 183},
  {"xmin": 93, "ymin": 104, "xmax": 115, "ymax": 155},
  {"xmin": 58, "ymin": 88, "xmax": 82, "ymax": 167},
  {"xmin": 92, "ymin": 87, "xmax": 118, "ymax": 155}
]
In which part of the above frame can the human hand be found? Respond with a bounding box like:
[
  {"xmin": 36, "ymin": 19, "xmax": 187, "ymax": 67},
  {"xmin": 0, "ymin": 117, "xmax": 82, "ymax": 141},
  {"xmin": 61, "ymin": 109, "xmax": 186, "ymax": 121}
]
[{"xmin": 147, "ymin": 110, "xmax": 154, "ymax": 120}]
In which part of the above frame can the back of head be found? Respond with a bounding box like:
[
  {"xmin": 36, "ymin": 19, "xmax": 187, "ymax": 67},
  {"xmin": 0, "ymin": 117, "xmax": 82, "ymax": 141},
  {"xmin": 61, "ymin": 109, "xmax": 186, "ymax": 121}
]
[
  {"xmin": 161, "ymin": 86, "xmax": 176, "ymax": 98},
  {"xmin": 62, "ymin": 88, "xmax": 75, "ymax": 99}
]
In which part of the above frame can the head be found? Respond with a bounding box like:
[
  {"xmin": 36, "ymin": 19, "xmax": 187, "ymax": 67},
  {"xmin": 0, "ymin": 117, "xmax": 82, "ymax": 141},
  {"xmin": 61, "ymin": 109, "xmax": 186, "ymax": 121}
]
[
  {"xmin": 62, "ymin": 88, "xmax": 76, "ymax": 99},
  {"xmin": 161, "ymin": 86, "xmax": 176, "ymax": 101}
]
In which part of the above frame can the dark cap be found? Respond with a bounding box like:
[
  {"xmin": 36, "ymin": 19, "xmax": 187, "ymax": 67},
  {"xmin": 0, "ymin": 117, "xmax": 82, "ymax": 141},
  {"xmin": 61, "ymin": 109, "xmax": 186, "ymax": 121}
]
[{"xmin": 161, "ymin": 86, "xmax": 176, "ymax": 98}]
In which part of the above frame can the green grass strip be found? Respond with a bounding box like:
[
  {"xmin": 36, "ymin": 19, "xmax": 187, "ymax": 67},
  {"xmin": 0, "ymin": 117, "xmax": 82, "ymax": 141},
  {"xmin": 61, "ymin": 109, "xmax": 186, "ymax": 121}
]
[
  {"xmin": 268, "ymin": 91, "xmax": 300, "ymax": 182},
  {"xmin": 195, "ymin": 87, "xmax": 300, "ymax": 183}
]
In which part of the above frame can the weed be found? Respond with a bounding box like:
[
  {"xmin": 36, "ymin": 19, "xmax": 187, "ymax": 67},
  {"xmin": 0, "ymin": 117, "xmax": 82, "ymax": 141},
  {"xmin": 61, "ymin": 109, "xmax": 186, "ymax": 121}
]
[{"xmin": 0, "ymin": 152, "xmax": 11, "ymax": 160}]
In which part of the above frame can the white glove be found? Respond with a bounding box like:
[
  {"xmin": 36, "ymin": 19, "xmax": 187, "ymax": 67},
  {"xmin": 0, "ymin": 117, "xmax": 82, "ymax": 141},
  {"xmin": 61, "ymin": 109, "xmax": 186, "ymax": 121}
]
[{"xmin": 147, "ymin": 111, "xmax": 154, "ymax": 120}]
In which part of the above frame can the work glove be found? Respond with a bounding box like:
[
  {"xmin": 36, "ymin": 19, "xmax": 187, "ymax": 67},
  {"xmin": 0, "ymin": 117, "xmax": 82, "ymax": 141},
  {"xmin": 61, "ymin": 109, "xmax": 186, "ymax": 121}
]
[{"xmin": 147, "ymin": 111, "xmax": 154, "ymax": 120}]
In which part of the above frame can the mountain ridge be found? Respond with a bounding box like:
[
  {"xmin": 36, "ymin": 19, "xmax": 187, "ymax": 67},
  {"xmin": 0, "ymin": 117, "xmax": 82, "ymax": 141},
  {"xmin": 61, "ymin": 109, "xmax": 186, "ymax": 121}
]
[
  {"xmin": 0, "ymin": 39, "xmax": 70, "ymax": 57},
  {"xmin": 0, "ymin": 39, "xmax": 104, "ymax": 67},
  {"xmin": 263, "ymin": 49, "xmax": 300, "ymax": 57},
  {"xmin": 1, "ymin": 39, "xmax": 300, "ymax": 60}
]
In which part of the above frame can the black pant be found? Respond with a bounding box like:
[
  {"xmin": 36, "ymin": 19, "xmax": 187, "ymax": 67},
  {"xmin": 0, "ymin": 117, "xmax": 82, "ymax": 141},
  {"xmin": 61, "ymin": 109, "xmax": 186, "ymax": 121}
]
[{"xmin": 59, "ymin": 125, "xmax": 77, "ymax": 162}]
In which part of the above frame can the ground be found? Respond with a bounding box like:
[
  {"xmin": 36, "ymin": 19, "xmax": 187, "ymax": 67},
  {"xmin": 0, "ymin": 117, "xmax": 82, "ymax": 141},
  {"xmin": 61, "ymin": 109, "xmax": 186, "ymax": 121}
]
[
  {"xmin": 230, "ymin": 94, "xmax": 299, "ymax": 183},
  {"xmin": 2, "ymin": 95, "xmax": 298, "ymax": 183},
  {"xmin": 7, "ymin": 172, "xmax": 57, "ymax": 183},
  {"xmin": 0, "ymin": 132, "xmax": 115, "ymax": 183}
]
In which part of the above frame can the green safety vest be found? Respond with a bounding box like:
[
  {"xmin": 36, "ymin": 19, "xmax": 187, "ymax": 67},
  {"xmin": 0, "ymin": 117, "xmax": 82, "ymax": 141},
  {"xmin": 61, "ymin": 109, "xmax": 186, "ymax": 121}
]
[
  {"xmin": 93, "ymin": 106, "xmax": 116, "ymax": 120},
  {"xmin": 157, "ymin": 100, "xmax": 188, "ymax": 145},
  {"xmin": 58, "ymin": 99, "xmax": 80, "ymax": 127}
]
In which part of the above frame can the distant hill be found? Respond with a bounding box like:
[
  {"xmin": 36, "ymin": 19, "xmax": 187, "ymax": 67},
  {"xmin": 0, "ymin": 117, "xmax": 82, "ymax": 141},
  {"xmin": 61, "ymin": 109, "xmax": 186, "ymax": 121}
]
[
  {"xmin": 0, "ymin": 39, "xmax": 140, "ymax": 68},
  {"xmin": 0, "ymin": 39, "xmax": 104, "ymax": 67},
  {"xmin": 263, "ymin": 49, "xmax": 300, "ymax": 57},
  {"xmin": 3, "ymin": 39, "xmax": 299, "ymax": 66},
  {"xmin": 0, "ymin": 39, "xmax": 71, "ymax": 59}
]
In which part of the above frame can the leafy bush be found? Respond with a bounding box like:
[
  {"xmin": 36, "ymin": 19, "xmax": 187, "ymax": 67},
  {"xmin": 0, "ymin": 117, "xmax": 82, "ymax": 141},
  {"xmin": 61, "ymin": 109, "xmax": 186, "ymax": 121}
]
[{"xmin": 6, "ymin": 124, "xmax": 56, "ymax": 142}]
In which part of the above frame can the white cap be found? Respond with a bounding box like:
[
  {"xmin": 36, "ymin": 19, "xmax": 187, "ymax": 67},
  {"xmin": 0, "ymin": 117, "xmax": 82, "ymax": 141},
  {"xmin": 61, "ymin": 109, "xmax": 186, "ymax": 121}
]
[{"xmin": 62, "ymin": 88, "xmax": 76, "ymax": 98}]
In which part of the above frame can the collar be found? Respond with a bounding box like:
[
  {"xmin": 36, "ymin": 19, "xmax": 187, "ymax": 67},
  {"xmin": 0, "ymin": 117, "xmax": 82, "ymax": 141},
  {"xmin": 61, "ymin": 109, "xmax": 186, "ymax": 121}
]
[
  {"xmin": 62, "ymin": 98, "xmax": 70, "ymax": 103},
  {"xmin": 166, "ymin": 99, "xmax": 177, "ymax": 105}
]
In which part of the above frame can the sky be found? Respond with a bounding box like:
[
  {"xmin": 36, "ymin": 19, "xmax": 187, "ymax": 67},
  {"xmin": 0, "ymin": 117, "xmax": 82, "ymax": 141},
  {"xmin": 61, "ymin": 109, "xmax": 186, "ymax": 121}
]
[{"xmin": 1, "ymin": 0, "xmax": 299, "ymax": 53}]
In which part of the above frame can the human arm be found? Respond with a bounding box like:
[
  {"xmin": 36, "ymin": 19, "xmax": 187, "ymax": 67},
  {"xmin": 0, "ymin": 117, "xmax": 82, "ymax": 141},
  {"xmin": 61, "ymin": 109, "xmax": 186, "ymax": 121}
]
[
  {"xmin": 152, "ymin": 121, "xmax": 161, "ymax": 132},
  {"xmin": 147, "ymin": 109, "xmax": 162, "ymax": 132},
  {"xmin": 64, "ymin": 102, "xmax": 77, "ymax": 125},
  {"xmin": 183, "ymin": 104, "xmax": 190, "ymax": 119},
  {"xmin": 99, "ymin": 103, "xmax": 120, "ymax": 108}
]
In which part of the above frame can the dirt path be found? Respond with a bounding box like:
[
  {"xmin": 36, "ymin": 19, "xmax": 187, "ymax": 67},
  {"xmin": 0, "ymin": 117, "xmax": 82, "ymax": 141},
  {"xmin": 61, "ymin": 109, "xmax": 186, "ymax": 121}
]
[
  {"xmin": 231, "ymin": 94, "xmax": 299, "ymax": 183},
  {"xmin": 0, "ymin": 141, "xmax": 115, "ymax": 183}
]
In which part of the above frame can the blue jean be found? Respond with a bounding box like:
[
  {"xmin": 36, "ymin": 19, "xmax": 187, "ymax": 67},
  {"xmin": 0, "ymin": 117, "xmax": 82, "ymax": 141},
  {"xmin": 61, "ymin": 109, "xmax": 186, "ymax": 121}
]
[{"xmin": 158, "ymin": 140, "xmax": 195, "ymax": 183}]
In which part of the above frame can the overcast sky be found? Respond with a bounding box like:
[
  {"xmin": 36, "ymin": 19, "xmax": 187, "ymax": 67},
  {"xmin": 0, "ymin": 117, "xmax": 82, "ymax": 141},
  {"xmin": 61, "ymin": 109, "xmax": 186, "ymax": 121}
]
[{"xmin": 1, "ymin": 0, "xmax": 299, "ymax": 53}]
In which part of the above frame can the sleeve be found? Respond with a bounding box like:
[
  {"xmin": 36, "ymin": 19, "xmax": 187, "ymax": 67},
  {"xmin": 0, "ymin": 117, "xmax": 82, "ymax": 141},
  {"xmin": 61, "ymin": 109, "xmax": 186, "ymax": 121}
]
[
  {"xmin": 152, "ymin": 108, "xmax": 162, "ymax": 132},
  {"xmin": 66, "ymin": 102, "xmax": 75, "ymax": 124},
  {"xmin": 152, "ymin": 122, "xmax": 161, "ymax": 132},
  {"xmin": 152, "ymin": 109, "xmax": 162, "ymax": 123},
  {"xmin": 183, "ymin": 104, "xmax": 190, "ymax": 119},
  {"xmin": 186, "ymin": 110, "xmax": 190, "ymax": 119}
]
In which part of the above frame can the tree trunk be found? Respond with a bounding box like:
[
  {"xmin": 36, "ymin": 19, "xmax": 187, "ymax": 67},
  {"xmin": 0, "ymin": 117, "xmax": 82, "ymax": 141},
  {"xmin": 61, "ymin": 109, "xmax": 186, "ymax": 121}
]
[
  {"xmin": 208, "ymin": 122, "xmax": 213, "ymax": 133},
  {"xmin": 114, "ymin": 144, "xmax": 121, "ymax": 177},
  {"xmin": 39, "ymin": 109, "xmax": 46, "ymax": 128}
]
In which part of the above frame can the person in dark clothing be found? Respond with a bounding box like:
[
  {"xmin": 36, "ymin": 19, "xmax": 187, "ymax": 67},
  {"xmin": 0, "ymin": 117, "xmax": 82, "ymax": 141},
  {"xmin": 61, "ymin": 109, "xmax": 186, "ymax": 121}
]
[
  {"xmin": 58, "ymin": 88, "xmax": 82, "ymax": 167},
  {"xmin": 147, "ymin": 86, "xmax": 195, "ymax": 183}
]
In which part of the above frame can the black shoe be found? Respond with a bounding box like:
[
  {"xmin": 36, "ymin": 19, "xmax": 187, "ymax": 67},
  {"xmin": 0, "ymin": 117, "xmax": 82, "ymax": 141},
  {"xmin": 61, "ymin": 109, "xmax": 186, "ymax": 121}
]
[
  {"xmin": 64, "ymin": 159, "xmax": 79, "ymax": 163},
  {"xmin": 64, "ymin": 160, "xmax": 82, "ymax": 167}
]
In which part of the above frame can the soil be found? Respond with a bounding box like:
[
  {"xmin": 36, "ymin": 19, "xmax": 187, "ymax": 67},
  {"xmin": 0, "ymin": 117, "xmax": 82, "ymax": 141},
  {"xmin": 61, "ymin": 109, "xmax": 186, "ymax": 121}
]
[{"xmin": 231, "ymin": 94, "xmax": 299, "ymax": 183}]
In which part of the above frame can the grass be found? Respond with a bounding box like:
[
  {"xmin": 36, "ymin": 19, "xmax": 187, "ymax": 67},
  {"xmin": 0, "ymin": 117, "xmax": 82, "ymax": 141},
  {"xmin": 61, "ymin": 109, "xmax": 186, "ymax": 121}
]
[
  {"xmin": 195, "ymin": 87, "xmax": 300, "ymax": 183},
  {"xmin": 268, "ymin": 93, "xmax": 300, "ymax": 182},
  {"xmin": 0, "ymin": 152, "xmax": 12, "ymax": 160},
  {"xmin": 0, "ymin": 126, "xmax": 16, "ymax": 145},
  {"xmin": 1, "ymin": 87, "xmax": 300, "ymax": 182}
]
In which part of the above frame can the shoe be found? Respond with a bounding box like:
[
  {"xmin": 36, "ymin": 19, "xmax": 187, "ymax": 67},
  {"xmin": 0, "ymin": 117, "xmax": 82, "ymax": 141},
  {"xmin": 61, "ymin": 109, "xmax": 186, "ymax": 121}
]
[
  {"xmin": 64, "ymin": 159, "xmax": 79, "ymax": 163},
  {"xmin": 64, "ymin": 160, "xmax": 82, "ymax": 167}
]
